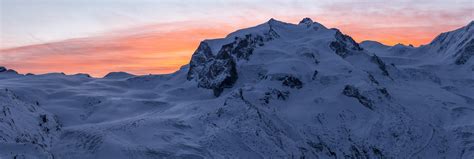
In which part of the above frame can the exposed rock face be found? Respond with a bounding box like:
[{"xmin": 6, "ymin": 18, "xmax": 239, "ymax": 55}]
[
  {"xmin": 330, "ymin": 29, "xmax": 363, "ymax": 58},
  {"xmin": 187, "ymin": 41, "xmax": 239, "ymax": 96},
  {"xmin": 342, "ymin": 85, "xmax": 374, "ymax": 110},
  {"xmin": 187, "ymin": 24, "xmax": 280, "ymax": 96},
  {"xmin": 298, "ymin": 17, "xmax": 314, "ymax": 27},
  {"xmin": 187, "ymin": 42, "xmax": 214, "ymax": 80},
  {"xmin": 273, "ymin": 75, "xmax": 303, "ymax": 89},
  {"xmin": 455, "ymin": 39, "xmax": 474, "ymax": 65},
  {"xmin": 187, "ymin": 18, "xmax": 377, "ymax": 97},
  {"xmin": 187, "ymin": 18, "xmax": 369, "ymax": 97},
  {"xmin": 371, "ymin": 55, "xmax": 390, "ymax": 77}
]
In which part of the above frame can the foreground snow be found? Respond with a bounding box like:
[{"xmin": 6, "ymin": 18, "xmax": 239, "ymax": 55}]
[{"xmin": 0, "ymin": 18, "xmax": 473, "ymax": 158}]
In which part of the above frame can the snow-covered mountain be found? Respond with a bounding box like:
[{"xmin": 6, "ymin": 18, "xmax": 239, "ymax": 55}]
[
  {"xmin": 361, "ymin": 21, "xmax": 474, "ymax": 65},
  {"xmin": 1, "ymin": 18, "xmax": 473, "ymax": 158}
]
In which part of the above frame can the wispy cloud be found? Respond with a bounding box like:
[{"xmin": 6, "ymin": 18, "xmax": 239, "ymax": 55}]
[
  {"xmin": 0, "ymin": 20, "xmax": 236, "ymax": 76},
  {"xmin": 1, "ymin": 0, "xmax": 472, "ymax": 76}
]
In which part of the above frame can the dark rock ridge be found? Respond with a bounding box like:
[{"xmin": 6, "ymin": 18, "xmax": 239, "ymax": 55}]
[
  {"xmin": 342, "ymin": 85, "xmax": 374, "ymax": 110},
  {"xmin": 298, "ymin": 17, "xmax": 314, "ymax": 27},
  {"xmin": 187, "ymin": 41, "xmax": 238, "ymax": 97},
  {"xmin": 187, "ymin": 22, "xmax": 280, "ymax": 96},
  {"xmin": 455, "ymin": 38, "xmax": 474, "ymax": 65},
  {"xmin": 371, "ymin": 55, "xmax": 391, "ymax": 77},
  {"xmin": 330, "ymin": 29, "xmax": 363, "ymax": 58}
]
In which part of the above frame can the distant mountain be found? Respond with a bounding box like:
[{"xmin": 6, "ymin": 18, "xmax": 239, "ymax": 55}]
[
  {"xmin": 103, "ymin": 72, "xmax": 136, "ymax": 79},
  {"xmin": 362, "ymin": 21, "xmax": 474, "ymax": 65},
  {"xmin": 0, "ymin": 18, "xmax": 473, "ymax": 158},
  {"xmin": 428, "ymin": 21, "xmax": 474, "ymax": 64}
]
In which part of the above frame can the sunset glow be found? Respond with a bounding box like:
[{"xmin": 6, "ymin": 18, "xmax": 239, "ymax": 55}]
[
  {"xmin": 0, "ymin": 22, "xmax": 234, "ymax": 76},
  {"xmin": 1, "ymin": 0, "xmax": 473, "ymax": 77}
]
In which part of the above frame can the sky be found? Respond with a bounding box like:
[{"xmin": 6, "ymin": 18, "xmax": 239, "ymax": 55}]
[{"xmin": 1, "ymin": 0, "xmax": 473, "ymax": 77}]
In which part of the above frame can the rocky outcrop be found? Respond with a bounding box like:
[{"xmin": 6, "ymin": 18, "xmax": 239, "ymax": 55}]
[
  {"xmin": 342, "ymin": 85, "xmax": 373, "ymax": 110},
  {"xmin": 187, "ymin": 42, "xmax": 214, "ymax": 80},
  {"xmin": 187, "ymin": 25, "xmax": 280, "ymax": 97},
  {"xmin": 187, "ymin": 41, "xmax": 238, "ymax": 97},
  {"xmin": 330, "ymin": 29, "xmax": 363, "ymax": 58},
  {"xmin": 371, "ymin": 55, "xmax": 390, "ymax": 77},
  {"xmin": 277, "ymin": 75, "xmax": 303, "ymax": 89},
  {"xmin": 260, "ymin": 88, "xmax": 290, "ymax": 105},
  {"xmin": 298, "ymin": 17, "xmax": 314, "ymax": 27},
  {"xmin": 455, "ymin": 39, "xmax": 474, "ymax": 65}
]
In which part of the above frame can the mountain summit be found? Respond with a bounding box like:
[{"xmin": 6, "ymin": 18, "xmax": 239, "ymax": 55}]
[
  {"xmin": 1, "ymin": 18, "xmax": 473, "ymax": 158},
  {"xmin": 187, "ymin": 18, "xmax": 365, "ymax": 96}
]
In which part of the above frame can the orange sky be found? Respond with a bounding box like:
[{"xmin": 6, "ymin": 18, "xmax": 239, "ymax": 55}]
[
  {"xmin": 0, "ymin": 18, "xmax": 470, "ymax": 77},
  {"xmin": 0, "ymin": 24, "xmax": 229, "ymax": 76},
  {"xmin": 2, "ymin": 0, "xmax": 473, "ymax": 77}
]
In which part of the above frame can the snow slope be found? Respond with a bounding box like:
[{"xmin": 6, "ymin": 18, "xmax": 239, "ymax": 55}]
[{"xmin": 1, "ymin": 18, "xmax": 473, "ymax": 158}]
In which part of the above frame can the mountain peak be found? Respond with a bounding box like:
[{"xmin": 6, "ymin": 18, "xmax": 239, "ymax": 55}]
[
  {"xmin": 299, "ymin": 17, "xmax": 313, "ymax": 25},
  {"xmin": 298, "ymin": 17, "xmax": 327, "ymax": 29},
  {"xmin": 267, "ymin": 18, "xmax": 277, "ymax": 22},
  {"xmin": 429, "ymin": 21, "xmax": 473, "ymax": 46},
  {"xmin": 266, "ymin": 18, "xmax": 288, "ymax": 26},
  {"xmin": 0, "ymin": 66, "xmax": 18, "ymax": 74}
]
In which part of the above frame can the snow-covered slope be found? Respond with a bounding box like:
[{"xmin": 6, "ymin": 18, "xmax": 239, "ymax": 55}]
[
  {"xmin": 362, "ymin": 21, "xmax": 474, "ymax": 66},
  {"xmin": 1, "ymin": 18, "xmax": 473, "ymax": 158},
  {"xmin": 0, "ymin": 88, "xmax": 61, "ymax": 158}
]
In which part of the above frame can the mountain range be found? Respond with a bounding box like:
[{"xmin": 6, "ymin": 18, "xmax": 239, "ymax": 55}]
[{"xmin": 1, "ymin": 18, "xmax": 473, "ymax": 158}]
